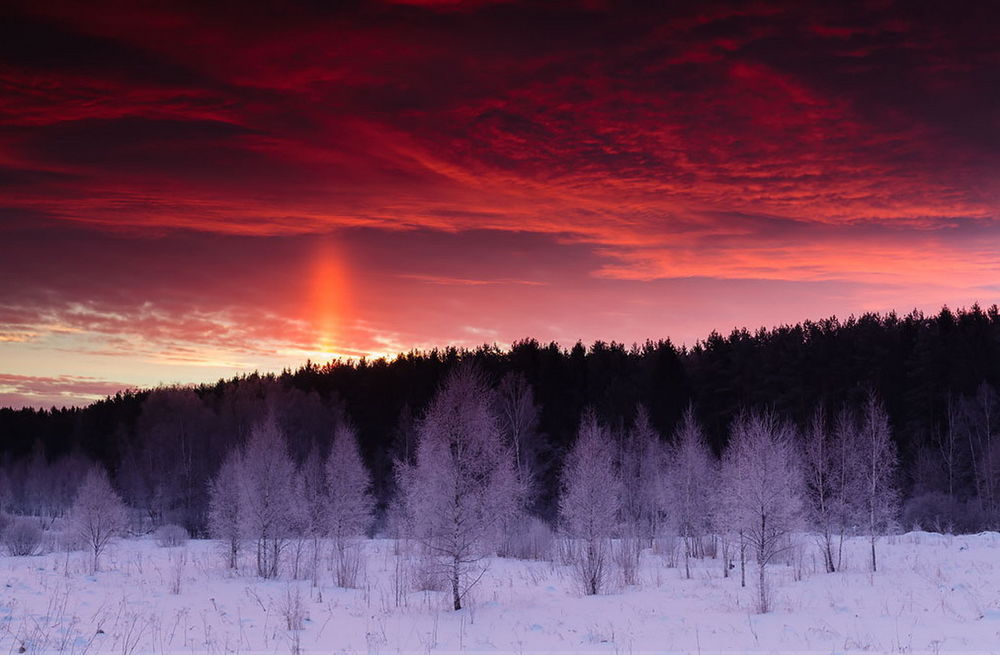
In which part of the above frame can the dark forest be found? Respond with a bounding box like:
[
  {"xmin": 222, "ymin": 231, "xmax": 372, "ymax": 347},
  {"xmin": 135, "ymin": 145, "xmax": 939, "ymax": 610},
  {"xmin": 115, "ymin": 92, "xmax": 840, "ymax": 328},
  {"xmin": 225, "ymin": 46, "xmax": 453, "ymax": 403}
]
[{"xmin": 3, "ymin": 305, "xmax": 999, "ymax": 534}]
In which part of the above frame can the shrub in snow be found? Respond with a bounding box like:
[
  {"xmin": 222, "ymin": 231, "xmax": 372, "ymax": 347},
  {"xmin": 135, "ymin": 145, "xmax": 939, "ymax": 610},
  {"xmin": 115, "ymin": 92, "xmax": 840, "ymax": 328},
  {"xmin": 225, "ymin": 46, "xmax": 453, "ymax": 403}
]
[
  {"xmin": 154, "ymin": 523, "xmax": 190, "ymax": 547},
  {"xmin": 613, "ymin": 536, "xmax": 641, "ymax": 587},
  {"xmin": 2, "ymin": 517, "xmax": 43, "ymax": 556},
  {"xmin": 503, "ymin": 515, "xmax": 555, "ymax": 561},
  {"xmin": 902, "ymin": 492, "xmax": 980, "ymax": 534},
  {"xmin": 559, "ymin": 411, "xmax": 622, "ymax": 595},
  {"xmin": 653, "ymin": 532, "xmax": 681, "ymax": 569},
  {"xmin": 69, "ymin": 467, "xmax": 128, "ymax": 572},
  {"xmin": 395, "ymin": 363, "xmax": 522, "ymax": 610}
]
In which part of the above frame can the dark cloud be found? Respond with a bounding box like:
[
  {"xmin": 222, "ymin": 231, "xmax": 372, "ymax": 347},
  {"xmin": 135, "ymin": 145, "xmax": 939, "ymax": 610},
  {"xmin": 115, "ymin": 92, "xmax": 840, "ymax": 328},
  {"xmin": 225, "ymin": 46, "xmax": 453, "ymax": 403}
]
[{"xmin": 1, "ymin": 0, "xmax": 998, "ymax": 405}]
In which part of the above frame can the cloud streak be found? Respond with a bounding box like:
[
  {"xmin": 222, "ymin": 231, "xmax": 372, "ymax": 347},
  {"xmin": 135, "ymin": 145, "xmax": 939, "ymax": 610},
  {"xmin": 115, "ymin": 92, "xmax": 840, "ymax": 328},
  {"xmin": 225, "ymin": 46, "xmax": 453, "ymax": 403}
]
[{"xmin": 1, "ymin": 0, "xmax": 998, "ymax": 405}]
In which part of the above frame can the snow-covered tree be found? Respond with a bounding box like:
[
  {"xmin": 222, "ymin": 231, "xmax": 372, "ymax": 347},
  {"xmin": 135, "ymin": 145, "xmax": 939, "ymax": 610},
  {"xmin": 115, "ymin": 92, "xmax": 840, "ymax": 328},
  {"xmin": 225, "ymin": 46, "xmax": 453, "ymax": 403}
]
[
  {"xmin": 620, "ymin": 406, "xmax": 668, "ymax": 547},
  {"xmin": 961, "ymin": 383, "xmax": 1000, "ymax": 525},
  {"xmin": 495, "ymin": 373, "xmax": 542, "ymax": 557},
  {"xmin": 560, "ymin": 410, "xmax": 623, "ymax": 595},
  {"xmin": 803, "ymin": 405, "xmax": 858, "ymax": 573},
  {"xmin": 240, "ymin": 417, "xmax": 298, "ymax": 578},
  {"xmin": 326, "ymin": 422, "xmax": 374, "ymax": 587},
  {"xmin": 858, "ymin": 392, "xmax": 899, "ymax": 572},
  {"xmin": 396, "ymin": 363, "xmax": 521, "ymax": 610},
  {"xmin": 294, "ymin": 445, "xmax": 327, "ymax": 584},
  {"xmin": 721, "ymin": 410, "xmax": 804, "ymax": 613},
  {"xmin": 285, "ymin": 446, "xmax": 325, "ymax": 581},
  {"xmin": 496, "ymin": 372, "xmax": 540, "ymax": 488},
  {"xmin": 207, "ymin": 448, "xmax": 245, "ymax": 569},
  {"xmin": 668, "ymin": 406, "xmax": 717, "ymax": 579},
  {"xmin": 69, "ymin": 467, "xmax": 128, "ymax": 573}
]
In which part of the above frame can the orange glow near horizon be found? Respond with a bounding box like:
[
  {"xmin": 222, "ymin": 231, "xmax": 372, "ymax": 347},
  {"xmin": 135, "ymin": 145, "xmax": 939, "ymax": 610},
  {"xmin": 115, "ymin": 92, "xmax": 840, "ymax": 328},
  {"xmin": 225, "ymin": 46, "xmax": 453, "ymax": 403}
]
[
  {"xmin": 308, "ymin": 239, "xmax": 351, "ymax": 359},
  {"xmin": 1, "ymin": 1, "xmax": 998, "ymax": 407}
]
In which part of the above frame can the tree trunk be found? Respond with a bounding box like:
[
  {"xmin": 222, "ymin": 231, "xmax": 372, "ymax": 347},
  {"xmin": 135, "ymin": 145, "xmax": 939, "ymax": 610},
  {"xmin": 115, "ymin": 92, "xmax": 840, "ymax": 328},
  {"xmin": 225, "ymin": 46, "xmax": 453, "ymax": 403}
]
[
  {"xmin": 870, "ymin": 535, "xmax": 877, "ymax": 572},
  {"xmin": 452, "ymin": 556, "xmax": 462, "ymax": 610},
  {"xmin": 739, "ymin": 531, "xmax": 746, "ymax": 588},
  {"xmin": 758, "ymin": 563, "xmax": 768, "ymax": 613}
]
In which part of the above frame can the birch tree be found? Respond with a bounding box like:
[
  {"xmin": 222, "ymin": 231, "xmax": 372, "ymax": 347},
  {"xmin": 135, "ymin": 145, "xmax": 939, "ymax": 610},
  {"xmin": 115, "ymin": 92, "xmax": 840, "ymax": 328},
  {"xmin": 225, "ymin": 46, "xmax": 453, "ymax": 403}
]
[
  {"xmin": 560, "ymin": 410, "xmax": 623, "ymax": 595},
  {"xmin": 207, "ymin": 448, "xmax": 245, "ymax": 569},
  {"xmin": 858, "ymin": 392, "xmax": 899, "ymax": 572},
  {"xmin": 326, "ymin": 422, "xmax": 374, "ymax": 587},
  {"xmin": 621, "ymin": 405, "xmax": 667, "ymax": 547},
  {"xmin": 396, "ymin": 363, "xmax": 521, "ymax": 610},
  {"xmin": 495, "ymin": 373, "xmax": 540, "ymax": 556},
  {"xmin": 69, "ymin": 467, "xmax": 128, "ymax": 573},
  {"xmin": 240, "ymin": 417, "xmax": 298, "ymax": 579},
  {"xmin": 803, "ymin": 405, "xmax": 858, "ymax": 573},
  {"xmin": 668, "ymin": 406, "xmax": 717, "ymax": 579},
  {"xmin": 722, "ymin": 410, "xmax": 803, "ymax": 613}
]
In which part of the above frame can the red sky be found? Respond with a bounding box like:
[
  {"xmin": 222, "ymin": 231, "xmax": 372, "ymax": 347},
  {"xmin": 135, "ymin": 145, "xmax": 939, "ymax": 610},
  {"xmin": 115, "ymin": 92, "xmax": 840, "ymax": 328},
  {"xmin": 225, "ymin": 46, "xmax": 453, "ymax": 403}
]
[{"xmin": 2, "ymin": 0, "xmax": 999, "ymax": 407}]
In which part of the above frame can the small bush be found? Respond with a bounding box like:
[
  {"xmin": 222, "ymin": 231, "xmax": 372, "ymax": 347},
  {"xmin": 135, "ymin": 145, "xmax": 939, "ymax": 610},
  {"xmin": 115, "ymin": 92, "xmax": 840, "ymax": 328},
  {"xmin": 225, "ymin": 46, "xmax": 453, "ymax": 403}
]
[
  {"xmin": 903, "ymin": 492, "xmax": 982, "ymax": 534},
  {"xmin": 569, "ymin": 537, "xmax": 610, "ymax": 595},
  {"xmin": 3, "ymin": 517, "xmax": 44, "ymax": 556},
  {"xmin": 504, "ymin": 516, "xmax": 555, "ymax": 560},
  {"xmin": 409, "ymin": 548, "xmax": 445, "ymax": 592},
  {"xmin": 613, "ymin": 536, "xmax": 640, "ymax": 587},
  {"xmin": 654, "ymin": 533, "xmax": 680, "ymax": 568},
  {"xmin": 50, "ymin": 524, "xmax": 85, "ymax": 553},
  {"xmin": 154, "ymin": 524, "xmax": 190, "ymax": 548}
]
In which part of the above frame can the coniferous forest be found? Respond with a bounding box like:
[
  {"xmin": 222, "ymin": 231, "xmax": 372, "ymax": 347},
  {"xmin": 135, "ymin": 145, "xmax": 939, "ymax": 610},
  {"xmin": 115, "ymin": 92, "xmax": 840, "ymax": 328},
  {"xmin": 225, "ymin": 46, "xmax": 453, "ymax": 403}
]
[{"xmin": 2, "ymin": 305, "xmax": 1000, "ymax": 536}]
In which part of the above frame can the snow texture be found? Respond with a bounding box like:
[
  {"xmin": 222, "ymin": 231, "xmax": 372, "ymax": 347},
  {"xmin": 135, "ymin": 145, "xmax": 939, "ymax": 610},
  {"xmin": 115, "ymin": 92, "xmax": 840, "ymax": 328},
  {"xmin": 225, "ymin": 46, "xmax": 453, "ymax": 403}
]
[{"xmin": 0, "ymin": 531, "xmax": 998, "ymax": 653}]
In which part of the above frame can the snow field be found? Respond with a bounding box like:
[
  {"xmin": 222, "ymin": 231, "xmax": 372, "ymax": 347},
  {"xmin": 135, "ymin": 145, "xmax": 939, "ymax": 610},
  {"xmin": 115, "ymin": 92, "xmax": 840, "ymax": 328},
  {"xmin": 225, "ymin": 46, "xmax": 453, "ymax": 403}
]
[{"xmin": 2, "ymin": 532, "xmax": 1000, "ymax": 654}]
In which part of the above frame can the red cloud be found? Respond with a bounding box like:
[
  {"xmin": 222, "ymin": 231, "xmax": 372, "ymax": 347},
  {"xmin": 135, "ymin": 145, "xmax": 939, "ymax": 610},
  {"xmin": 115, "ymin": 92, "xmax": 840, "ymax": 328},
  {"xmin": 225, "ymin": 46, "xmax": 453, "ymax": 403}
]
[{"xmin": 1, "ymin": 0, "xmax": 998, "ymax": 404}]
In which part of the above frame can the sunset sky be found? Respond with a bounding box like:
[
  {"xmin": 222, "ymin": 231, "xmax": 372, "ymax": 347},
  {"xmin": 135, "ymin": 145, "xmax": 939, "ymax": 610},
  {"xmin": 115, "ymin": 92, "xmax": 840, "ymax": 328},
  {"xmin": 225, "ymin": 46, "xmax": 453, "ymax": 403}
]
[{"xmin": 2, "ymin": 1, "xmax": 998, "ymax": 408}]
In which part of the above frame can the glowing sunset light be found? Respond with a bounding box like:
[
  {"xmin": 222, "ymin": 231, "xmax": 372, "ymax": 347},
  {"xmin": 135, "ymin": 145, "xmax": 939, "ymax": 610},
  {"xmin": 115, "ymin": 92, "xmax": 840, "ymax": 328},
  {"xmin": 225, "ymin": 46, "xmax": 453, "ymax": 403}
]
[
  {"xmin": 308, "ymin": 238, "xmax": 351, "ymax": 359},
  {"xmin": 0, "ymin": 0, "xmax": 998, "ymax": 407}
]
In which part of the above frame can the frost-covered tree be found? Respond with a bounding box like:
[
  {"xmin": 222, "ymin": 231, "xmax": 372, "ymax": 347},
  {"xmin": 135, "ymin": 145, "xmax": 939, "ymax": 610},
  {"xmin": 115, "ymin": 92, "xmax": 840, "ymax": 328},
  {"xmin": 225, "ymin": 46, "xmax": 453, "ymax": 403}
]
[
  {"xmin": 294, "ymin": 445, "xmax": 327, "ymax": 584},
  {"xmin": 15, "ymin": 444, "xmax": 89, "ymax": 525},
  {"xmin": 326, "ymin": 422, "xmax": 374, "ymax": 587},
  {"xmin": 858, "ymin": 392, "xmax": 899, "ymax": 572},
  {"xmin": 961, "ymin": 383, "xmax": 1000, "ymax": 525},
  {"xmin": 620, "ymin": 406, "xmax": 667, "ymax": 547},
  {"xmin": 396, "ymin": 363, "xmax": 521, "ymax": 610},
  {"xmin": 285, "ymin": 446, "xmax": 326, "ymax": 581},
  {"xmin": 240, "ymin": 417, "xmax": 298, "ymax": 578},
  {"xmin": 721, "ymin": 410, "xmax": 803, "ymax": 613},
  {"xmin": 496, "ymin": 372, "xmax": 540, "ymax": 487},
  {"xmin": 207, "ymin": 448, "xmax": 245, "ymax": 569},
  {"xmin": 495, "ymin": 373, "xmax": 541, "ymax": 557},
  {"xmin": 69, "ymin": 467, "xmax": 128, "ymax": 573},
  {"xmin": 803, "ymin": 405, "xmax": 858, "ymax": 573},
  {"xmin": 560, "ymin": 411, "xmax": 623, "ymax": 595},
  {"xmin": 668, "ymin": 406, "xmax": 717, "ymax": 579}
]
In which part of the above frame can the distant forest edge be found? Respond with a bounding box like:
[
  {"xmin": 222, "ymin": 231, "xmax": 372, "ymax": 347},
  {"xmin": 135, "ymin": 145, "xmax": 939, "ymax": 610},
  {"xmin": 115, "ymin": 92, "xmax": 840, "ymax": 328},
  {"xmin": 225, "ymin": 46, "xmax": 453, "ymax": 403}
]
[{"xmin": 3, "ymin": 304, "xmax": 1000, "ymax": 533}]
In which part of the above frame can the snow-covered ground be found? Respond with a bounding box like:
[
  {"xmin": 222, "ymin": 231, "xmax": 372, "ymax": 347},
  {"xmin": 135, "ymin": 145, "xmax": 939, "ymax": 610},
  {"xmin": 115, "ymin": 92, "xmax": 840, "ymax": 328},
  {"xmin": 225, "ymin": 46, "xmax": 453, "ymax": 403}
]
[{"xmin": 2, "ymin": 532, "xmax": 1000, "ymax": 654}]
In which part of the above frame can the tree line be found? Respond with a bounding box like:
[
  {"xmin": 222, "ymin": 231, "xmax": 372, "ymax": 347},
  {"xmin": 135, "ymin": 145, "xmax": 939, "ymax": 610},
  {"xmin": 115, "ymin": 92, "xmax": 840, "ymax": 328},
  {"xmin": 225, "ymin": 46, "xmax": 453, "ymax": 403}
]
[
  {"xmin": 2, "ymin": 304, "xmax": 1000, "ymax": 541},
  {"xmin": 198, "ymin": 363, "xmax": 897, "ymax": 614}
]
